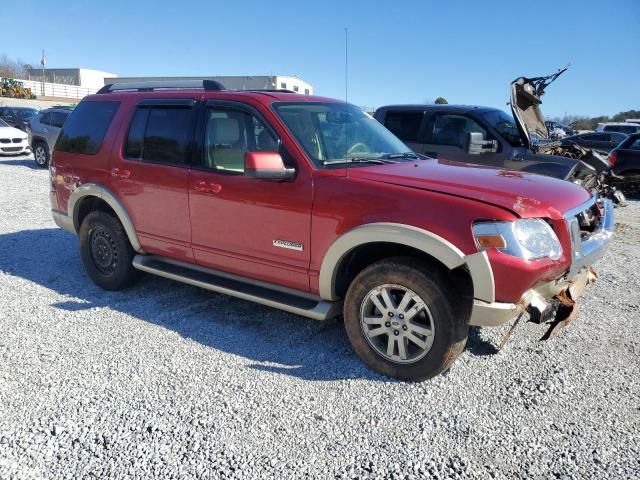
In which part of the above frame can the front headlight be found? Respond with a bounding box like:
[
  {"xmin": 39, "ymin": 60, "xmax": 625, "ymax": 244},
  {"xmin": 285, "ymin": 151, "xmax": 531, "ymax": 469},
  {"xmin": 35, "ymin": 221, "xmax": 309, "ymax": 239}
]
[{"xmin": 473, "ymin": 218, "xmax": 562, "ymax": 260}]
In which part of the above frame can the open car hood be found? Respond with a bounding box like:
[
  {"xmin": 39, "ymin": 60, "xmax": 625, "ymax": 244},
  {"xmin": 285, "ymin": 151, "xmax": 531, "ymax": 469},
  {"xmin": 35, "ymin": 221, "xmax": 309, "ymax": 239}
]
[{"xmin": 510, "ymin": 66, "xmax": 569, "ymax": 150}]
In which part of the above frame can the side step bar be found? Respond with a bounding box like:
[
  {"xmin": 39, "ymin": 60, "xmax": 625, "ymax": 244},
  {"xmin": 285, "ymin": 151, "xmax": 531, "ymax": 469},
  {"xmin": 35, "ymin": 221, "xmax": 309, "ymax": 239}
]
[{"xmin": 132, "ymin": 255, "xmax": 342, "ymax": 321}]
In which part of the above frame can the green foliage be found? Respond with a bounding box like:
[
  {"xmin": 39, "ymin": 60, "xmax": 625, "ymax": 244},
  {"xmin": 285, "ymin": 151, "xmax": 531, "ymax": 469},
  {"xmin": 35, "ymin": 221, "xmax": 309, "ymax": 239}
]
[
  {"xmin": 434, "ymin": 97, "xmax": 448, "ymax": 104},
  {"xmin": 550, "ymin": 110, "xmax": 640, "ymax": 130}
]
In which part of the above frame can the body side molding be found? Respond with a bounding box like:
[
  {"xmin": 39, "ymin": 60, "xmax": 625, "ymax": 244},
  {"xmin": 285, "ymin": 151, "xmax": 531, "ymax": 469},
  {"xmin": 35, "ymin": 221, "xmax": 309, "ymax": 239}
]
[
  {"xmin": 68, "ymin": 183, "xmax": 144, "ymax": 253},
  {"xmin": 318, "ymin": 222, "xmax": 495, "ymax": 303}
]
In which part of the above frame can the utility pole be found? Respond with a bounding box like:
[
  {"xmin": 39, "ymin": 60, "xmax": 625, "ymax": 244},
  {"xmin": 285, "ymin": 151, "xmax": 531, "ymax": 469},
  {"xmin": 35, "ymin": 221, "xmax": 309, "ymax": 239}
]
[{"xmin": 41, "ymin": 50, "xmax": 46, "ymax": 97}]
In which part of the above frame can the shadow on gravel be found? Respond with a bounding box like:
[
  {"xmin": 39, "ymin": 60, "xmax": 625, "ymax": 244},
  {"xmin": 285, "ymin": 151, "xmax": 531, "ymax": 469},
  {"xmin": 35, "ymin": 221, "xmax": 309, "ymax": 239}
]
[
  {"xmin": 0, "ymin": 158, "xmax": 38, "ymax": 169},
  {"xmin": 0, "ymin": 228, "xmax": 390, "ymax": 382},
  {"xmin": 465, "ymin": 327, "xmax": 499, "ymax": 356}
]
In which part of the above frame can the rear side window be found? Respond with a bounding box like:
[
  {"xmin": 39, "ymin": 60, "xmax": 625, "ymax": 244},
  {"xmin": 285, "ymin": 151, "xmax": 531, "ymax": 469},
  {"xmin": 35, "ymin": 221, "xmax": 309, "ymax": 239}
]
[
  {"xmin": 39, "ymin": 112, "xmax": 52, "ymax": 126},
  {"xmin": 49, "ymin": 112, "xmax": 68, "ymax": 128},
  {"xmin": 628, "ymin": 139, "xmax": 640, "ymax": 151},
  {"xmin": 124, "ymin": 106, "xmax": 192, "ymax": 165},
  {"xmin": 604, "ymin": 125, "xmax": 637, "ymax": 134},
  {"xmin": 384, "ymin": 112, "xmax": 424, "ymax": 142},
  {"xmin": 55, "ymin": 101, "xmax": 119, "ymax": 155}
]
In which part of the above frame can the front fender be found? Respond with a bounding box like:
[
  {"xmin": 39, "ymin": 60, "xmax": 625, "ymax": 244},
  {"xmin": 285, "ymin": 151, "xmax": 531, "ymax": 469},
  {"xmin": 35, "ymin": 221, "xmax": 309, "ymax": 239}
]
[{"xmin": 318, "ymin": 222, "xmax": 495, "ymax": 303}]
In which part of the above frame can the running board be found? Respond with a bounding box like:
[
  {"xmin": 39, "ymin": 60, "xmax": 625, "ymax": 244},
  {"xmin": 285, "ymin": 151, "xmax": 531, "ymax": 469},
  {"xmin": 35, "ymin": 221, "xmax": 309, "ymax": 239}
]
[{"xmin": 132, "ymin": 255, "xmax": 341, "ymax": 321}]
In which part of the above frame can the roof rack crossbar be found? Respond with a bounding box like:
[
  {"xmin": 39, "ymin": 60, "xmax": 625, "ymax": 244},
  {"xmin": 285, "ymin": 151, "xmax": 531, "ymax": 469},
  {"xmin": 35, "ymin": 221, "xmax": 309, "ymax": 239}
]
[{"xmin": 97, "ymin": 80, "xmax": 225, "ymax": 94}]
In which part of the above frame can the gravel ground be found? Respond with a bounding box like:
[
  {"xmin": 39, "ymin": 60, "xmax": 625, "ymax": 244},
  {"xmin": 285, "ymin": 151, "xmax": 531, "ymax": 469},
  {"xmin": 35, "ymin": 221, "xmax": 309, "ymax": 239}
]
[{"xmin": 0, "ymin": 154, "xmax": 639, "ymax": 479}]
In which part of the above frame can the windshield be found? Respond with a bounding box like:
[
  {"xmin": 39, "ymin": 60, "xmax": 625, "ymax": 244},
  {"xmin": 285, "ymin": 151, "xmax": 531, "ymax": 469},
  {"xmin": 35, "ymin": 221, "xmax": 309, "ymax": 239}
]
[
  {"xmin": 482, "ymin": 110, "xmax": 523, "ymax": 147},
  {"xmin": 0, "ymin": 118, "xmax": 8, "ymax": 127},
  {"xmin": 272, "ymin": 102, "xmax": 411, "ymax": 166}
]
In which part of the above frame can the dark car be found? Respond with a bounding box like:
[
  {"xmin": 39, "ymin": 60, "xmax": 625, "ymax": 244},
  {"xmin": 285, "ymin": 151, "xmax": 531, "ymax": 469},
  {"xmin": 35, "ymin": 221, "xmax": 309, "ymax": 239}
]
[
  {"xmin": 610, "ymin": 133, "xmax": 640, "ymax": 197},
  {"xmin": 373, "ymin": 104, "xmax": 584, "ymax": 180},
  {"xmin": 562, "ymin": 132, "xmax": 628, "ymax": 153},
  {"xmin": 0, "ymin": 106, "xmax": 39, "ymax": 132}
]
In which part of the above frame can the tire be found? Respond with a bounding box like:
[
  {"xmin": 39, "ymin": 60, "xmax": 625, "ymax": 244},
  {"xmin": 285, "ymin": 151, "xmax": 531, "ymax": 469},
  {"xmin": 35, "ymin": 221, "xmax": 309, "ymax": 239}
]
[
  {"xmin": 343, "ymin": 257, "xmax": 468, "ymax": 382},
  {"xmin": 79, "ymin": 211, "xmax": 140, "ymax": 290},
  {"xmin": 33, "ymin": 141, "xmax": 49, "ymax": 168}
]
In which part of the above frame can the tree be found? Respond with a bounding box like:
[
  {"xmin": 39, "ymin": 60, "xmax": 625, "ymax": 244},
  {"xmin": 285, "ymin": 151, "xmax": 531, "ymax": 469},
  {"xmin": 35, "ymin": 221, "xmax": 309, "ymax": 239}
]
[
  {"xmin": 0, "ymin": 54, "xmax": 32, "ymax": 79},
  {"xmin": 434, "ymin": 97, "xmax": 448, "ymax": 104}
]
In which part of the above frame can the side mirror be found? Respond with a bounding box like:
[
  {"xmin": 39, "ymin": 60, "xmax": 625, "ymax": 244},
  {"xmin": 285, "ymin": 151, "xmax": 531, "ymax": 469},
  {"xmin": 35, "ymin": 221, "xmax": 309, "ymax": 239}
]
[
  {"xmin": 245, "ymin": 151, "xmax": 295, "ymax": 181},
  {"xmin": 464, "ymin": 132, "xmax": 498, "ymax": 154}
]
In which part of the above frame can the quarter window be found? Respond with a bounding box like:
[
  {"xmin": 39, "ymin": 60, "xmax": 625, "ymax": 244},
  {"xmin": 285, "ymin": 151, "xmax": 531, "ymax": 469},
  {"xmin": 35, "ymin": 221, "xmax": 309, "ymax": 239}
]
[
  {"xmin": 55, "ymin": 101, "xmax": 119, "ymax": 155},
  {"xmin": 384, "ymin": 112, "xmax": 424, "ymax": 142},
  {"xmin": 203, "ymin": 106, "xmax": 278, "ymax": 173},
  {"xmin": 124, "ymin": 106, "xmax": 193, "ymax": 164}
]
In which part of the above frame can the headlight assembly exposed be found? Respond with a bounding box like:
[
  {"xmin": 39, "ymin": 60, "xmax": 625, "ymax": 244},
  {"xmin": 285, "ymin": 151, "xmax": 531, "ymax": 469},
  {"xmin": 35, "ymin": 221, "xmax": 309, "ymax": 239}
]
[{"xmin": 473, "ymin": 218, "xmax": 562, "ymax": 260}]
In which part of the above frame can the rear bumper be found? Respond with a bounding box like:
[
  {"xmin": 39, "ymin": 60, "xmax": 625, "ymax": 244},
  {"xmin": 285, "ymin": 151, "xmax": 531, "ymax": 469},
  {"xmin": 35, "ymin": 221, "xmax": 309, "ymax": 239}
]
[
  {"xmin": 52, "ymin": 210, "xmax": 76, "ymax": 234},
  {"xmin": 470, "ymin": 196, "xmax": 614, "ymax": 327}
]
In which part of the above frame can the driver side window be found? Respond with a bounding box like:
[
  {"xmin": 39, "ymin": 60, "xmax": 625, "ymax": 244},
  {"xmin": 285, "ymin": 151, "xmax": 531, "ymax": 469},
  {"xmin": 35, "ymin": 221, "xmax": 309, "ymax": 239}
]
[
  {"xmin": 429, "ymin": 114, "xmax": 487, "ymax": 148},
  {"xmin": 204, "ymin": 107, "xmax": 278, "ymax": 173}
]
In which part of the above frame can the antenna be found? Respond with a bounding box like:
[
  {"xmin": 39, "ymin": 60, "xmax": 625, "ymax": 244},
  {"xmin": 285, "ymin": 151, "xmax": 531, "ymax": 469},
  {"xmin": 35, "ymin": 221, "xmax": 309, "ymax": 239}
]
[{"xmin": 344, "ymin": 27, "xmax": 349, "ymax": 169}]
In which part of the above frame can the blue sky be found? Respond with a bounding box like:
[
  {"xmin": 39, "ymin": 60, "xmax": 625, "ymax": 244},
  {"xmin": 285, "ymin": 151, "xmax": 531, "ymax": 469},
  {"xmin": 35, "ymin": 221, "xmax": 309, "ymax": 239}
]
[{"xmin": 3, "ymin": 0, "xmax": 639, "ymax": 117}]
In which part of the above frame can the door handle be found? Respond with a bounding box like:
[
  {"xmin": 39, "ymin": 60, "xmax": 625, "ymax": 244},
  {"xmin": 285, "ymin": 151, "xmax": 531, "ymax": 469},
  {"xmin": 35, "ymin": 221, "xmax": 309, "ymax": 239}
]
[
  {"xmin": 111, "ymin": 168, "xmax": 131, "ymax": 179},
  {"xmin": 194, "ymin": 180, "xmax": 222, "ymax": 194}
]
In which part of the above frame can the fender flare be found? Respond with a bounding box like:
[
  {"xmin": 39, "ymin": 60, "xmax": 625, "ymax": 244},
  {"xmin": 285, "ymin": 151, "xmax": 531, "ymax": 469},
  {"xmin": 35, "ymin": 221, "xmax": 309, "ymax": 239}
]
[
  {"xmin": 318, "ymin": 222, "xmax": 494, "ymax": 303},
  {"xmin": 68, "ymin": 184, "xmax": 144, "ymax": 253}
]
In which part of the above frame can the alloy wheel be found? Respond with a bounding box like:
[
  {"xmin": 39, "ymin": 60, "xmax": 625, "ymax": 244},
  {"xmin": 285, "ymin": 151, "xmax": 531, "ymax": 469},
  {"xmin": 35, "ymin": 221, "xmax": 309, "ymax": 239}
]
[{"xmin": 359, "ymin": 284, "xmax": 435, "ymax": 364}]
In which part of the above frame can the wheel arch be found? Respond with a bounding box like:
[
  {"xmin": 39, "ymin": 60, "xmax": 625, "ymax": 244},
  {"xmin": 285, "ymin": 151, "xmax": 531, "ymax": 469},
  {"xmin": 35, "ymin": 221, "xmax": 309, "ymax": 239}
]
[
  {"xmin": 69, "ymin": 184, "xmax": 143, "ymax": 253},
  {"xmin": 318, "ymin": 222, "xmax": 494, "ymax": 303}
]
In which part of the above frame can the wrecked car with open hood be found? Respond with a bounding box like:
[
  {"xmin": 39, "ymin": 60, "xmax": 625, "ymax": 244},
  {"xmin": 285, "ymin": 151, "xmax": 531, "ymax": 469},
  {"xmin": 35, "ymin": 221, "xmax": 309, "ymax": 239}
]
[{"xmin": 374, "ymin": 66, "xmax": 623, "ymax": 203}]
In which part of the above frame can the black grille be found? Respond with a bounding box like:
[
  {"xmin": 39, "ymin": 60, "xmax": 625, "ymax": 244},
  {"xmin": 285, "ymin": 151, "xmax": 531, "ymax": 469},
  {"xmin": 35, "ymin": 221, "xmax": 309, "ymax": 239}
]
[
  {"xmin": 12, "ymin": 138, "xmax": 23, "ymax": 143},
  {"xmin": 0, "ymin": 139, "xmax": 9, "ymax": 144},
  {"xmin": 1, "ymin": 147, "xmax": 22, "ymax": 152}
]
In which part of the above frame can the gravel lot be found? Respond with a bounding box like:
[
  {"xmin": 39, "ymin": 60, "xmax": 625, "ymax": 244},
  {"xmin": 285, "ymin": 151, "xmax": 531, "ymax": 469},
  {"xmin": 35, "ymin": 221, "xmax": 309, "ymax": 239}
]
[{"xmin": 0, "ymin": 154, "xmax": 638, "ymax": 479}]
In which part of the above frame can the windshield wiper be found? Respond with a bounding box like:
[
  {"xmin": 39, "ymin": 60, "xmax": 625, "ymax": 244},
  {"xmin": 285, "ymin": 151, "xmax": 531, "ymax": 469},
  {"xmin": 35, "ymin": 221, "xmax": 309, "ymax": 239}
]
[
  {"xmin": 322, "ymin": 157, "xmax": 395, "ymax": 166},
  {"xmin": 383, "ymin": 152, "xmax": 420, "ymax": 160}
]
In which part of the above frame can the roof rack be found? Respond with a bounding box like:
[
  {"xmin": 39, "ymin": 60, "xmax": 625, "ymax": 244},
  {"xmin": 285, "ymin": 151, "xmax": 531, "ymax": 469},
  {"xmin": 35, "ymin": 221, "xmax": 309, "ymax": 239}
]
[
  {"xmin": 241, "ymin": 89, "xmax": 298, "ymax": 94},
  {"xmin": 97, "ymin": 79, "xmax": 225, "ymax": 94}
]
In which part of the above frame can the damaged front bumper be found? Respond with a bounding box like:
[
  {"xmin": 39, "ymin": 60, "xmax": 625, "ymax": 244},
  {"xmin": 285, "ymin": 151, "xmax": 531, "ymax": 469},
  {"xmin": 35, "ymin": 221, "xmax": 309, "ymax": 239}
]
[{"xmin": 469, "ymin": 197, "xmax": 614, "ymax": 334}]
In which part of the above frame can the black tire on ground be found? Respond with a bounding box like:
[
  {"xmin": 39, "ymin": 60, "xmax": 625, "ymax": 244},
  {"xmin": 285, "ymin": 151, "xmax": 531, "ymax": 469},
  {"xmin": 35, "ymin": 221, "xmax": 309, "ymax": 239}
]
[
  {"xmin": 79, "ymin": 211, "xmax": 140, "ymax": 290},
  {"xmin": 343, "ymin": 257, "xmax": 469, "ymax": 382},
  {"xmin": 33, "ymin": 141, "xmax": 49, "ymax": 168}
]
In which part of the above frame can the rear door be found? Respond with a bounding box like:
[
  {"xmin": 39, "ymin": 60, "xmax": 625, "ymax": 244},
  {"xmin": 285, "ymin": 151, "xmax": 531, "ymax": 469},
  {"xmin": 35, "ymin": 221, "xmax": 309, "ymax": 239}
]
[
  {"xmin": 46, "ymin": 111, "xmax": 68, "ymax": 147},
  {"xmin": 381, "ymin": 110, "xmax": 425, "ymax": 153},
  {"xmin": 108, "ymin": 99, "xmax": 196, "ymax": 261}
]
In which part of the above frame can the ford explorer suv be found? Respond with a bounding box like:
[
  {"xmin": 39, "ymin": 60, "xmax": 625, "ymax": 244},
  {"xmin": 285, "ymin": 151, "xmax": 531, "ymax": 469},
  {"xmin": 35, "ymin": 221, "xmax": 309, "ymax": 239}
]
[{"xmin": 49, "ymin": 80, "xmax": 614, "ymax": 381}]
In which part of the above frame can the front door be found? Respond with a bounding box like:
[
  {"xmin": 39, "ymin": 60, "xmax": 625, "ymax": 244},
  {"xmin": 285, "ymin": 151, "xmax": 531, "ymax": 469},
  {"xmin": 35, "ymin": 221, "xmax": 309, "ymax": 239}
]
[
  {"xmin": 188, "ymin": 101, "xmax": 313, "ymax": 292},
  {"xmin": 108, "ymin": 99, "xmax": 196, "ymax": 260},
  {"xmin": 419, "ymin": 113, "xmax": 505, "ymax": 168}
]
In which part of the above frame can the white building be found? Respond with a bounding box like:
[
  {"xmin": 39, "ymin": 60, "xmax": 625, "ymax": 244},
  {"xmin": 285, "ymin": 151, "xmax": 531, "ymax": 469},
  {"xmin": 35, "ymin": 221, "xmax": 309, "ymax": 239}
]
[
  {"xmin": 27, "ymin": 68, "xmax": 117, "ymax": 90},
  {"xmin": 104, "ymin": 75, "xmax": 314, "ymax": 95}
]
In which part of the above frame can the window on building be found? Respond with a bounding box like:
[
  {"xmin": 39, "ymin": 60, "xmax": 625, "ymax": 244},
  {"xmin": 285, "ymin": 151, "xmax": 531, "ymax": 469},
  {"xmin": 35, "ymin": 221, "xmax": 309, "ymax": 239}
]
[
  {"xmin": 304, "ymin": 89, "xmax": 310, "ymax": 95},
  {"xmin": 55, "ymin": 101, "xmax": 119, "ymax": 155},
  {"xmin": 280, "ymin": 82, "xmax": 287, "ymax": 89},
  {"xmin": 124, "ymin": 106, "xmax": 193, "ymax": 165},
  {"xmin": 293, "ymin": 85, "xmax": 299, "ymax": 92}
]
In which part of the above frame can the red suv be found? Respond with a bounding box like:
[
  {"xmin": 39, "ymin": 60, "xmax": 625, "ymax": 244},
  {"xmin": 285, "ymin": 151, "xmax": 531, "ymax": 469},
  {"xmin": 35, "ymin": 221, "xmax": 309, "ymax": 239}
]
[{"xmin": 50, "ymin": 80, "xmax": 614, "ymax": 381}]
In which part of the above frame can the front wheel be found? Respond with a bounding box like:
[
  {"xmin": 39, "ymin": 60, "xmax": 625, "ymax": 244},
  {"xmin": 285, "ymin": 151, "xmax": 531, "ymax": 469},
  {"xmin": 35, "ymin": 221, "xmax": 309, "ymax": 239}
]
[{"xmin": 343, "ymin": 257, "xmax": 468, "ymax": 381}]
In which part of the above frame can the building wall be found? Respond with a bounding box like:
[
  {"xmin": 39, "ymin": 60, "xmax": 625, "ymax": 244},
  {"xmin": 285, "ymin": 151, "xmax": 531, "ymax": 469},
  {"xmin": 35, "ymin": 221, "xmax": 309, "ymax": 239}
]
[
  {"xmin": 27, "ymin": 68, "xmax": 116, "ymax": 89},
  {"xmin": 275, "ymin": 76, "xmax": 314, "ymax": 95}
]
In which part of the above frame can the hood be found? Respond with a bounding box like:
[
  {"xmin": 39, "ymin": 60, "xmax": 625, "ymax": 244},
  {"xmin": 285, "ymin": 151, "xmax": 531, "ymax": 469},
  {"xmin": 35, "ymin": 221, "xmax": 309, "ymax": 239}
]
[
  {"xmin": 0, "ymin": 125, "xmax": 27, "ymax": 139},
  {"xmin": 347, "ymin": 159, "xmax": 591, "ymax": 219},
  {"xmin": 510, "ymin": 66, "xmax": 569, "ymax": 150}
]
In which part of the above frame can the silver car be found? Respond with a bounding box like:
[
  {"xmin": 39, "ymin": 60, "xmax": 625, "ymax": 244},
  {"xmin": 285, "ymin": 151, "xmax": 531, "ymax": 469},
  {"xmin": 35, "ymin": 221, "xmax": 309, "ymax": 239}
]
[{"xmin": 29, "ymin": 107, "xmax": 73, "ymax": 167}]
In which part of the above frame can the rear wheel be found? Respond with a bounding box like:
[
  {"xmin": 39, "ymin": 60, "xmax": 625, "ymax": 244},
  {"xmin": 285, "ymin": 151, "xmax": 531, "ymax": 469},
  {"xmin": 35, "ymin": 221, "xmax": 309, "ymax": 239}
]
[
  {"xmin": 616, "ymin": 171, "xmax": 640, "ymax": 199},
  {"xmin": 33, "ymin": 142, "xmax": 49, "ymax": 168},
  {"xmin": 343, "ymin": 257, "xmax": 468, "ymax": 382},
  {"xmin": 79, "ymin": 211, "xmax": 140, "ymax": 290}
]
